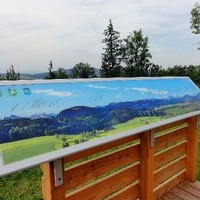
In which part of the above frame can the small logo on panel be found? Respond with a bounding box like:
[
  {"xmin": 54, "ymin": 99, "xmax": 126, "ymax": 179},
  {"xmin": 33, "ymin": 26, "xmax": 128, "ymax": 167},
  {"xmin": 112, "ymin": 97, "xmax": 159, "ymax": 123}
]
[
  {"xmin": 8, "ymin": 89, "xmax": 17, "ymax": 96},
  {"xmin": 23, "ymin": 88, "xmax": 31, "ymax": 95}
]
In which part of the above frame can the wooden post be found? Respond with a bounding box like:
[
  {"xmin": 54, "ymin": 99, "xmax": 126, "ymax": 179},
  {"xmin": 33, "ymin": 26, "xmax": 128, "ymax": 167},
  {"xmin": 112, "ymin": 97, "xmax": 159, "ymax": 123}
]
[
  {"xmin": 186, "ymin": 116, "xmax": 198, "ymax": 182},
  {"xmin": 140, "ymin": 130, "xmax": 154, "ymax": 200},
  {"xmin": 41, "ymin": 162, "xmax": 65, "ymax": 200},
  {"xmin": 41, "ymin": 162, "xmax": 55, "ymax": 200}
]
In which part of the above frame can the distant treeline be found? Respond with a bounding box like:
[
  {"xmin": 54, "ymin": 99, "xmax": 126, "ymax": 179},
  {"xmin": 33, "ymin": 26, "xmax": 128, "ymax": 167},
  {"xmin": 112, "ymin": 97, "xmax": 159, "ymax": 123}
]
[{"xmin": 154, "ymin": 65, "xmax": 200, "ymax": 87}]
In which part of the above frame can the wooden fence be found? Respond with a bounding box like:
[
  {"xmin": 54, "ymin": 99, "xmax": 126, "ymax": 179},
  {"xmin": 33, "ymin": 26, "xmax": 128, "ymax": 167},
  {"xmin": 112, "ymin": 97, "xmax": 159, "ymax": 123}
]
[{"xmin": 41, "ymin": 116, "xmax": 198, "ymax": 200}]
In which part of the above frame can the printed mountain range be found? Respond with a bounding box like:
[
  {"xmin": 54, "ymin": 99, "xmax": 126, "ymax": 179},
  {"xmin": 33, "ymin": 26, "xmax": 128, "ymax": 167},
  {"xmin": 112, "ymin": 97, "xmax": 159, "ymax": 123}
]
[{"xmin": 0, "ymin": 92, "xmax": 200, "ymax": 144}]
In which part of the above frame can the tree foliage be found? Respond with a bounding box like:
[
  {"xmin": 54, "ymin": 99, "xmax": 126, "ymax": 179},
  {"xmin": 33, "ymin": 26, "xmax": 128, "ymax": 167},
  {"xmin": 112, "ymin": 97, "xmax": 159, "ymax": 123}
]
[
  {"xmin": 154, "ymin": 65, "xmax": 200, "ymax": 87},
  {"xmin": 101, "ymin": 19, "xmax": 122, "ymax": 77},
  {"xmin": 190, "ymin": 3, "xmax": 200, "ymax": 35},
  {"xmin": 6, "ymin": 65, "xmax": 20, "ymax": 80},
  {"xmin": 121, "ymin": 29, "xmax": 152, "ymax": 77},
  {"xmin": 70, "ymin": 62, "xmax": 97, "ymax": 78},
  {"xmin": 46, "ymin": 60, "xmax": 68, "ymax": 79}
]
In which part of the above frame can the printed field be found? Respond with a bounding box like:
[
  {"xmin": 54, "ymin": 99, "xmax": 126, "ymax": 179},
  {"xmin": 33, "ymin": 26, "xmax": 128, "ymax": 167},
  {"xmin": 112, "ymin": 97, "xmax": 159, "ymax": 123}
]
[{"xmin": 0, "ymin": 116, "xmax": 161, "ymax": 164}]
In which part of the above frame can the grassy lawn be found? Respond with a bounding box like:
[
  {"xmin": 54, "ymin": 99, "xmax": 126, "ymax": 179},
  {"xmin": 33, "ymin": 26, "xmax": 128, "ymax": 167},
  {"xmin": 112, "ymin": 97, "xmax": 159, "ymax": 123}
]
[
  {"xmin": 0, "ymin": 135, "xmax": 81, "ymax": 164},
  {"xmin": 0, "ymin": 167, "xmax": 43, "ymax": 200}
]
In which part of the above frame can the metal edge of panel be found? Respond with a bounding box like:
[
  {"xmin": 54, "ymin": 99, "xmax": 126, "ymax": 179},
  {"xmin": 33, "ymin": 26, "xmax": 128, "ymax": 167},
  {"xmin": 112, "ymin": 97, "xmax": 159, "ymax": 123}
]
[{"xmin": 0, "ymin": 76, "xmax": 193, "ymax": 86}]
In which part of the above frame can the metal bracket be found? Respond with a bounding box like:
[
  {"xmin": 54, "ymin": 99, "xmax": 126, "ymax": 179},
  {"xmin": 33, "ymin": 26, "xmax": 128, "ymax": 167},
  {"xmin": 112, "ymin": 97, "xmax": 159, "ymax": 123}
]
[
  {"xmin": 0, "ymin": 152, "xmax": 4, "ymax": 168},
  {"xmin": 197, "ymin": 115, "xmax": 200, "ymax": 129},
  {"xmin": 150, "ymin": 129, "xmax": 155, "ymax": 147},
  {"xmin": 53, "ymin": 158, "xmax": 63, "ymax": 187}
]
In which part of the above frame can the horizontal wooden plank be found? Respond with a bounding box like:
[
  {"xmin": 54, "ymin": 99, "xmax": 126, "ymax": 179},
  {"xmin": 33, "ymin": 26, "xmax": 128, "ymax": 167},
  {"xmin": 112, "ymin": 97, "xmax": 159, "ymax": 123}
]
[
  {"xmin": 154, "ymin": 141, "xmax": 186, "ymax": 170},
  {"xmin": 155, "ymin": 127, "xmax": 187, "ymax": 152},
  {"xmin": 153, "ymin": 169, "xmax": 186, "ymax": 199},
  {"xmin": 154, "ymin": 119, "xmax": 187, "ymax": 134},
  {"xmin": 65, "ymin": 162, "xmax": 139, "ymax": 200},
  {"xmin": 106, "ymin": 181, "xmax": 139, "ymax": 200},
  {"xmin": 154, "ymin": 156, "xmax": 186, "ymax": 188},
  {"xmin": 64, "ymin": 143, "xmax": 140, "ymax": 191},
  {"xmin": 64, "ymin": 134, "xmax": 140, "ymax": 163}
]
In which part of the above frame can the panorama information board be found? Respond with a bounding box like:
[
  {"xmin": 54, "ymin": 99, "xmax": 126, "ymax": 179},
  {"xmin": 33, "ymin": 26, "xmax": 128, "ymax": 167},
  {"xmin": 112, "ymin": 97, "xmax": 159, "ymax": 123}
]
[{"xmin": 0, "ymin": 77, "xmax": 200, "ymax": 176}]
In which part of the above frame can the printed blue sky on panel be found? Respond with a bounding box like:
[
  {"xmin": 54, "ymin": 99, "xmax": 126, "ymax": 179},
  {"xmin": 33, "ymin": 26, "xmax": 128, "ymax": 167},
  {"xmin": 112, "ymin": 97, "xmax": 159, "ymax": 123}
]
[{"xmin": 0, "ymin": 78, "xmax": 199, "ymax": 119}]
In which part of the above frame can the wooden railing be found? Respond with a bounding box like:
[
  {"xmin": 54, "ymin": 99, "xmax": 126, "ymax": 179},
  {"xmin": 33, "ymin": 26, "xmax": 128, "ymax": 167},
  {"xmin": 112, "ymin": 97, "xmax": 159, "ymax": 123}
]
[{"xmin": 41, "ymin": 116, "xmax": 198, "ymax": 200}]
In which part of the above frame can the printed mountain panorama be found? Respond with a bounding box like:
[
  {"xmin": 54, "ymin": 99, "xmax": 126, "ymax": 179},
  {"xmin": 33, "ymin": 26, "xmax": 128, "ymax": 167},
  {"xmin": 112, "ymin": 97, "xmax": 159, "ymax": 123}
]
[{"xmin": 0, "ymin": 92, "xmax": 200, "ymax": 144}]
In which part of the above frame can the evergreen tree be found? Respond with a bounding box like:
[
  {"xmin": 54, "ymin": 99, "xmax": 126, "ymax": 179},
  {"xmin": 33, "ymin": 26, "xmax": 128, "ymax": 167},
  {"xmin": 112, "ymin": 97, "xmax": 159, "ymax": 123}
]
[
  {"xmin": 47, "ymin": 60, "xmax": 56, "ymax": 79},
  {"xmin": 101, "ymin": 19, "xmax": 122, "ymax": 77},
  {"xmin": 121, "ymin": 29, "xmax": 152, "ymax": 77},
  {"xmin": 6, "ymin": 65, "xmax": 20, "ymax": 80}
]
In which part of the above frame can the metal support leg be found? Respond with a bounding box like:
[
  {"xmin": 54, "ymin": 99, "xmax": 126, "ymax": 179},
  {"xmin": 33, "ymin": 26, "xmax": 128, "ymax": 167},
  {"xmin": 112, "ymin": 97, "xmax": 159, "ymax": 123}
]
[
  {"xmin": 197, "ymin": 115, "xmax": 200, "ymax": 128},
  {"xmin": 53, "ymin": 158, "xmax": 63, "ymax": 187},
  {"xmin": 150, "ymin": 129, "xmax": 155, "ymax": 147}
]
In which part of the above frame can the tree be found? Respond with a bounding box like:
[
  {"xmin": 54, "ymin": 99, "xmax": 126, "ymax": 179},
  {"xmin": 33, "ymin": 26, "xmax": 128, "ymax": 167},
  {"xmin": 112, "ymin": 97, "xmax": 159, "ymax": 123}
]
[
  {"xmin": 70, "ymin": 62, "xmax": 97, "ymax": 78},
  {"xmin": 6, "ymin": 65, "xmax": 20, "ymax": 80},
  {"xmin": 101, "ymin": 19, "xmax": 122, "ymax": 77},
  {"xmin": 121, "ymin": 29, "xmax": 152, "ymax": 77},
  {"xmin": 56, "ymin": 67, "xmax": 68, "ymax": 79},
  {"xmin": 46, "ymin": 60, "xmax": 68, "ymax": 79},
  {"xmin": 190, "ymin": 3, "xmax": 200, "ymax": 49},
  {"xmin": 190, "ymin": 3, "xmax": 200, "ymax": 35},
  {"xmin": 61, "ymin": 136, "xmax": 69, "ymax": 148},
  {"xmin": 46, "ymin": 60, "xmax": 56, "ymax": 79}
]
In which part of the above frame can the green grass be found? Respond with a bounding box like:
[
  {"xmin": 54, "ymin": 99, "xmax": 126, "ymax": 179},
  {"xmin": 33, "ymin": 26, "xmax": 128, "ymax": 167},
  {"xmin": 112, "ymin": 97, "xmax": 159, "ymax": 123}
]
[
  {"xmin": 3, "ymin": 142, "xmax": 55, "ymax": 164},
  {"xmin": 0, "ymin": 135, "xmax": 82, "ymax": 164},
  {"xmin": 97, "ymin": 116, "xmax": 161, "ymax": 137},
  {"xmin": 0, "ymin": 136, "xmax": 57, "ymax": 164},
  {"xmin": 0, "ymin": 167, "xmax": 43, "ymax": 200}
]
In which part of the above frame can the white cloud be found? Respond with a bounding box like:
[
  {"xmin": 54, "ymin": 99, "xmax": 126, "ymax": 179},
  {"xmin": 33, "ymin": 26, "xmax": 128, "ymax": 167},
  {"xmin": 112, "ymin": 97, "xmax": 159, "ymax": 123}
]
[
  {"xmin": 126, "ymin": 87, "xmax": 149, "ymax": 93},
  {"xmin": 86, "ymin": 84, "xmax": 119, "ymax": 90},
  {"xmin": 126, "ymin": 87, "xmax": 168, "ymax": 95},
  {"xmin": 32, "ymin": 89, "xmax": 73, "ymax": 97}
]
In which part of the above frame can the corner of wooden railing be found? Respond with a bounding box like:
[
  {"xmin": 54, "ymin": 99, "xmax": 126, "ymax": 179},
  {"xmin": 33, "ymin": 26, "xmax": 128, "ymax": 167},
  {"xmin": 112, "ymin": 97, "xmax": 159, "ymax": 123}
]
[
  {"xmin": 41, "ymin": 162, "xmax": 55, "ymax": 200},
  {"xmin": 186, "ymin": 116, "xmax": 198, "ymax": 182},
  {"xmin": 139, "ymin": 130, "xmax": 154, "ymax": 200}
]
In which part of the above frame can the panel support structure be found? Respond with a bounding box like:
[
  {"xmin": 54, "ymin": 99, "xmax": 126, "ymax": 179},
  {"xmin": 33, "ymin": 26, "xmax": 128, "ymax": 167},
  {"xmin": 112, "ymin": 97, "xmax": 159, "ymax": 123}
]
[
  {"xmin": 197, "ymin": 115, "xmax": 200, "ymax": 128},
  {"xmin": 150, "ymin": 129, "xmax": 155, "ymax": 147},
  {"xmin": 54, "ymin": 158, "xmax": 63, "ymax": 187},
  {"xmin": 0, "ymin": 152, "xmax": 4, "ymax": 168}
]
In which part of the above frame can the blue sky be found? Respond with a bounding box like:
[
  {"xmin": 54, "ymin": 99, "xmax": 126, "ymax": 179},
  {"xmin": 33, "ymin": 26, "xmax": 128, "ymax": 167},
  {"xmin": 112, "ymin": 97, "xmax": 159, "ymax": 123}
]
[
  {"xmin": 0, "ymin": 0, "xmax": 200, "ymax": 73},
  {"xmin": 0, "ymin": 78, "xmax": 199, "ymax": 119}
]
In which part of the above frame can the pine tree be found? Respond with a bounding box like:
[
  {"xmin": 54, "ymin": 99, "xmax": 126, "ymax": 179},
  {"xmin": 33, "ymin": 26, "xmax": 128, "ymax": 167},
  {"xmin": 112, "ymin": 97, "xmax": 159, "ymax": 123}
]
[
  {"xmin": 101, "ymin": 19, "xmax": 122, "ymax": 77},
  {"xmin": 6, "ymin": 65, "xmax": 20, "ymax": 80},
  {"xmin": 46, "ymin": 60, "xmax": 56, "ymax": 79}
]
